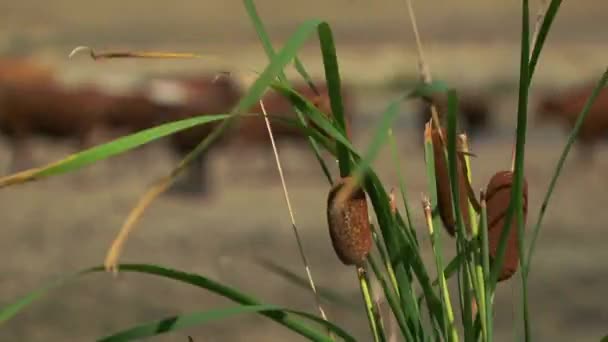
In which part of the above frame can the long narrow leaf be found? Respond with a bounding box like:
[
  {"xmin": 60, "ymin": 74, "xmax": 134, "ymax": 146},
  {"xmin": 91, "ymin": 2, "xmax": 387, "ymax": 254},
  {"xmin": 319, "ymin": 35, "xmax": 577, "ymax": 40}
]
[
  {"xmin": 317, "ymin": 22, "xmax": 351, "ymax": 177},
  {"xmin": 0, "ymin": 114, "xmax": 230, "ymax": 187},
  {"xmin": 98, "ymin": 304, "xmax": 355, "ymax": 342},
  {"xmin": 528, "ymin": 0, "xmax": 563, "ymax": 83}
]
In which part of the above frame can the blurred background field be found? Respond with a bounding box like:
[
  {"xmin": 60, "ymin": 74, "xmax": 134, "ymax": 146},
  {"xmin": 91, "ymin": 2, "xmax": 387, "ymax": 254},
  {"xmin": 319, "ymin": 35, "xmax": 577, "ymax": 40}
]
[{"xmin": 0, "ymin": 0, "xmax": 607, "ymax": 341}]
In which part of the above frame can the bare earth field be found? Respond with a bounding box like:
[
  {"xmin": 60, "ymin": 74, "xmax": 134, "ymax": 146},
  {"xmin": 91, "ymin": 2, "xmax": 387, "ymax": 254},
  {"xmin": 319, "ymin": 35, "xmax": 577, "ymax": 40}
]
[{"xmin": 1, "ymin": 1, "xmax": 608, "ymax": 341}]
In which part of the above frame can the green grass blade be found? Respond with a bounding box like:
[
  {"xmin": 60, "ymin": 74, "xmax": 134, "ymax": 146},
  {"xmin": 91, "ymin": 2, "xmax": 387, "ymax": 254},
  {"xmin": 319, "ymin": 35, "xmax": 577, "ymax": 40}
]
[
  {"xmin": 242, "ymin": 0, "xmax": 283, "ymax": 68},
  {"xmin": 525, "ymin": 68, "xmax": 608, "ymax": 275},
  {"xmin": 97, "ymin": 304, "xmax": 281, "ymax": 341},
  {"xmin": 0, "ymin": 114, "xmax": 230, "ymax": 186},
  {"xmin": 317, "ymin": 22, "xmax": 351, "ymax": 177},
  {"xmin": 98, "ymin": 304, "xmax": 356, "ymax": 342},
  {"xmin": 528, "ymin": 0, "xmax": 563, "ymax": 83},
  {"xmin": 489, "ymin": 1, "xmax": 531, "ymax": 341},
  {"xmin": 488, "ymin": 1, "xmax": 529, "ymax": 288},
  {"xmin": 0, "ymin": 269, "xmax": 93, "ymax": 324},
  {"xmin": 479, "ymin": 197, "xmax": 493, "ymax": 342},
  {"xmin": 517, "ymin": 5, "xmax": 532, "ymax": 342}
]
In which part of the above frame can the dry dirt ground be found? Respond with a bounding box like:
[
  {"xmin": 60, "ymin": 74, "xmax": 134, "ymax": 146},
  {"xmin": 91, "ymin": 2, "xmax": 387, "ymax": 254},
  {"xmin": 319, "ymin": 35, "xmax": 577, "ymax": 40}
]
[{"xmin": 1, "ymin": 1, "xmax": 608, "ymax": 341}]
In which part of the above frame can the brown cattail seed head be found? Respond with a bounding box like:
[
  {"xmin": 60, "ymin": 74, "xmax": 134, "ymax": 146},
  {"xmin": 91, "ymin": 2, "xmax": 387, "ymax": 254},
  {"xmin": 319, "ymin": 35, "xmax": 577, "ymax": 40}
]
[
  {"xmin": 429, "ymin": 125, "xmax": 472, "ymax": 236},
  {"xmin": 485, "ymin": 170, "xmax": 529, "ymax": 282},
  {"xmin": 327, "ymin": 176, "xmax": 372, "ymax": 266}
]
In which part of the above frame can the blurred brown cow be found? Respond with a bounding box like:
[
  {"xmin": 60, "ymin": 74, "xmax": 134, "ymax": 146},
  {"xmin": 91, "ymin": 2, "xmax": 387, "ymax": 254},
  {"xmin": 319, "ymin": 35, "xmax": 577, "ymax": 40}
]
[
  {"xmin": 417, "ymin": 91, "xmax": 491, "ymax": 137},
  {"xmin": 0, "ymin": 78, "xmax": 114, "ymax": 173},
  {"xmin": 231, "ymin": 81, "xmax": 354, "ymax": 177},
  {"xmin": 535, "ymin": 83, "xmax": 608, "ymax": 161}
]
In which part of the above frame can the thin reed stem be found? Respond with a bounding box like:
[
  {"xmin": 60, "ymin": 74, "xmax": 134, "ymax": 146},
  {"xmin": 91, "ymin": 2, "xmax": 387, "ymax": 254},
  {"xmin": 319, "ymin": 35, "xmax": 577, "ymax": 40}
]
[
  {"xmin": 403, "ymin": 0, "xmax": 444, "ymax": 144},
  {"xmin": 258, "ymin": 100, "xmax": 332, "ymax": 337}
]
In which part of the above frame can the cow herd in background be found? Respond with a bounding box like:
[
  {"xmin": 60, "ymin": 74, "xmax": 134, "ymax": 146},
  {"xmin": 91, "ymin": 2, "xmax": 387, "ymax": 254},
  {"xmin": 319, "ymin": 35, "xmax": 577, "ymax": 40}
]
[{"xmin": 0, "ymin": 57, "xmax": 606, "ymax": 197}]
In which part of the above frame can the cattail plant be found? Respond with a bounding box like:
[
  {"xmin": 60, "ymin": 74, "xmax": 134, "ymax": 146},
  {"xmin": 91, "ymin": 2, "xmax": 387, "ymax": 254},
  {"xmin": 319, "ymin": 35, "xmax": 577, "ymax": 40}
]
[
  {"xmin": 326, "ymin": 176, "xmax": 372, "ymax": 266},
  {"xmin": 430, "ymin": 123, "xmax": 477, "ymax": 236},
  {"xmin": 485, "ymin": 170, "xmax": 529, "ymax": 281}
]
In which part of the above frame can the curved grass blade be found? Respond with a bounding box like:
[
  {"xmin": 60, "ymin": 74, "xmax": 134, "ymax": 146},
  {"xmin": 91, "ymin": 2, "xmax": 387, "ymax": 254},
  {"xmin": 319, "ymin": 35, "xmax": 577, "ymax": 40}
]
[
  {"xmin": 98, "ymin": 304, "xmax": 355, "ymax": 342},
  {"xmin": 0, "ymin": 269, "xmax": 93, "ymax": 324},
  {"xmin": 525, "ymin": 68, "xmax": 608, "ymax": 275},
  {"xmin": 1, "ymin": 264, "xmax": 353, "ymax": 341},
  {"xmin": 0, "ymin": 114, "xmax": 230, "ymax": 188}
]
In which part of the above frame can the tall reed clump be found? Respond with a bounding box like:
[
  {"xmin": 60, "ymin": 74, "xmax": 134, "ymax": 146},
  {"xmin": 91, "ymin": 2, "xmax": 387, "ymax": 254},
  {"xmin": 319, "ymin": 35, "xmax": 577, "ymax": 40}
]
[{"xmin": 1, "ymin": 0, "xmax": 608, "ymax": 341}]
